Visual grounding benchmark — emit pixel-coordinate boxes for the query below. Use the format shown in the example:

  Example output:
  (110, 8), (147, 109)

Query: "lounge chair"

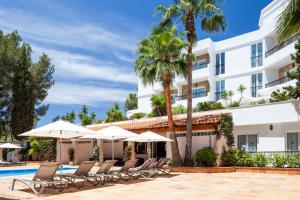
(108, 159), (138, 181)
(0, 159), (12, 167)
(150, 158), (172, 175)
(11, 162), (67, 195)
(129, 159), (156, 178)
(56, 161), (95, 188)
(86, 160), (118, 185)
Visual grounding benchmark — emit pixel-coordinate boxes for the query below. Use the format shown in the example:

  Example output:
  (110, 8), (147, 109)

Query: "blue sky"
(0, 0), (272, 126)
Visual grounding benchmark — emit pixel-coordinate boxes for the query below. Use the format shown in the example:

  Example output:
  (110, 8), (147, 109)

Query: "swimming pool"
(0, 167), (76, 177)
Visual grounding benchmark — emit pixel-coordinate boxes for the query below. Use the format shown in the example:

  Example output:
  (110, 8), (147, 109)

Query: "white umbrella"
(125, 131), (173, 158)
(0, 143), (22, 149)
(19, 120), (95, 165)
(82, 126), (138, 160)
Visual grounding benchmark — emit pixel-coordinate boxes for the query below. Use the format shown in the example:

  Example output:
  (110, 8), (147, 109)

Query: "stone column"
(166, 132), (173, 159)
(147, 142), (151, 159)
(71, 139), (79, 165)
(215, 135), (227, 166)
(97, 139), (104, 165)
(129, 141), (136, 160)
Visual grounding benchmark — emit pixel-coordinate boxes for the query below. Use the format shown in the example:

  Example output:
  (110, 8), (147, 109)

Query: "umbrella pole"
(60, 130), (62, 173)
(112, 137), (114, 160)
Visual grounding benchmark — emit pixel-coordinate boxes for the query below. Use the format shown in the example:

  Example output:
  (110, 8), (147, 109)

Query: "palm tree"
(276, 0), (300, 41)
(156, 0), (226, 166)
(135, 26), (189, 166)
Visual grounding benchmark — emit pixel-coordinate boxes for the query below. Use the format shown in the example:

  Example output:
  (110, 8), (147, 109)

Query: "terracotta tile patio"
(1, 171), (300, 200)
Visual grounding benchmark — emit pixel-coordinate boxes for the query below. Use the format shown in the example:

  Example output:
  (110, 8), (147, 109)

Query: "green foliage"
(221, 147), (238, 166)
(272, 153), (287, 167)
(68, 148), (74, 162)
(252, 153), (268, 167)
(286, 153), (300, 168)
(79, 105), (97, 125)
(124, 93), (137, 112)
(237, 84), (246, 103)
(27, 137), (56, 161)
(235, 150), (253, 167)
(130, 112), (146, 119)
(61, 111), (76, 123)
(228, 101), (240, 108)
(194, 147), (216, 167)
(284, 39), (300, 99)
(105, 102), (127, 123)
(251, 99), (267, 105)
(270, 89), (292, 102)
(172, 105), (187, 114)
(92, 146), (100, 161)
(194, 101), (224, 112)
(214, 114), (234, 148)
(150, 95), (167, 117)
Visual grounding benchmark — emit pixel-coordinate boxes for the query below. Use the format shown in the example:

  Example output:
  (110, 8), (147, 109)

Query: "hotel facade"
(58, 0), (300, 164)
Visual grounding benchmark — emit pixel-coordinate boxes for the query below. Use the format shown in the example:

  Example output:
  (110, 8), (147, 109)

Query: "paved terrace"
(1, 169), (300, 200)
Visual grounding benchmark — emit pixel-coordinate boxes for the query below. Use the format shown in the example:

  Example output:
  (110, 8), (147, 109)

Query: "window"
(287, 133), (299, 151)
(237, 134), (257, 152)
(215, 80), (225, 100)
(216, 52), (225, 75)
(192, 87), (207, 98)
(193, 59), (207, 70)
(135, 142), (146, 154)
(251, 73), (263, 97)
(251, 43), (263, 67)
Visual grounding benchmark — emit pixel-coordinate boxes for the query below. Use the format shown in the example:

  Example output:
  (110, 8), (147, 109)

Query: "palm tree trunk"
(164, 74), (182, 166)
(184, 12), (195, 166)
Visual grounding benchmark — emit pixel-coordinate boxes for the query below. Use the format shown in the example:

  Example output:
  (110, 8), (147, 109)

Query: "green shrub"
(194, 101), (224, 112)
(130, 112), (146, 119)
(221, 147), (237, 166)
(194, 147), (217, 167)
(228, 101), (240, 108)
(172, 105), (187, 114)
(286, 153), (300, 168)
(272, 153), (287, 167)
(27, 138), (56, 161)
(251, 99), (267, 105)
(235, 149), (253, 167)
(93, 146), (100, 161)
(252, 153), (268, 167)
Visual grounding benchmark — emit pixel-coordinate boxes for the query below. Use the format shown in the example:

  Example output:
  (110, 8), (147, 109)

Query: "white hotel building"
(129, 0), (300, 157)
(58, 0), (300, 164)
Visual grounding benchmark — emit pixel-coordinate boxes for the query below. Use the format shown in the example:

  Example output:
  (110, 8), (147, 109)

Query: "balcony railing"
(265, 76), (291, 88)
(175, 91), (208, 101)
(192, 62), (208, 71)
(265, 34), (299, 57)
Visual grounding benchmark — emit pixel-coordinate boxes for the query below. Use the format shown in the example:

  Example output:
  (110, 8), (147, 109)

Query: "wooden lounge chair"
(151, 158), (172, 175)
(108, 159), (138, 181)
(56, 161), (95, 188)
(129, 159), (156, 178)
(11, 162), (67, 195)
(87, 160), (118, 185)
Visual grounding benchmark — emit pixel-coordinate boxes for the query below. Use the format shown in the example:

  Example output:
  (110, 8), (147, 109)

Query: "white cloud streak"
(45, 83), (131, 106)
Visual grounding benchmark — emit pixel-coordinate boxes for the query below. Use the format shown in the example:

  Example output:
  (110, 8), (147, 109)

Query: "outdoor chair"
(108, 159), (138, 181)
(0, 159), (12, 167)
(56, 161), (95, 188)
(129, 159), (156, 178)
(86, 160), (118, 185)
(11, 162), (67, 195)
(150, 158), (172, 175)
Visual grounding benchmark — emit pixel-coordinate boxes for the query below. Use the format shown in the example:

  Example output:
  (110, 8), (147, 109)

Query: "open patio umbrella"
(19, 120), (95, 165)
(0, 143), (22, 161)
(125, 131), (173, 158)
(81, 126), (138, 160)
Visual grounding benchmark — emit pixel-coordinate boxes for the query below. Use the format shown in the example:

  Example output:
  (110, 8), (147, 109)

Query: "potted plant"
(68, 148), (75, 166)
(93, 146), (100, 166)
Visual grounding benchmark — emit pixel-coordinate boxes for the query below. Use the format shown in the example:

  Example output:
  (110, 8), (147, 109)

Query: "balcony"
(265, 76), (291, 88)
(192, 62), (208, 71)
(176, 91), (209, 101)
(265, 34), (299, 58)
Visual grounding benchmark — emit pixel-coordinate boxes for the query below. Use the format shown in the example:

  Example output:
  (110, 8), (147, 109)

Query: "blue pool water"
(0, 167), (76, 177)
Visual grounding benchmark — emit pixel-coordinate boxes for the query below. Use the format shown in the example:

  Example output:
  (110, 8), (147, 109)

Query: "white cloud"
(32, 45), (138, 84)
(114, 52), (135, 63)
(45, 83), (131, 106)
(0, 7), (138, 52)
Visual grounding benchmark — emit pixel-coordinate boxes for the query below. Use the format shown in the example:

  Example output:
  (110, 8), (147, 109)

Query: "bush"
(130, 112), (146, 119)
(286, 153), (300, 168)
(228, 101), (240, 108)
(93, 146), (100, 161)
(27, 138), (56, 161)
(221, 148), (237, 166)
(172, 105), (187, 114)
(235, 149), (253, 167)
(272, 153), (287, 167)
(194, 147), (217, 167)
(252, 153), (268, 167)
(251, 99), (267, 105)
(194, 101), (224, 112)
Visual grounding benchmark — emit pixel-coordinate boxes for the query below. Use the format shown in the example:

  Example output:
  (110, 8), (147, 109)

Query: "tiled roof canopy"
(87, 110), (230, 132)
